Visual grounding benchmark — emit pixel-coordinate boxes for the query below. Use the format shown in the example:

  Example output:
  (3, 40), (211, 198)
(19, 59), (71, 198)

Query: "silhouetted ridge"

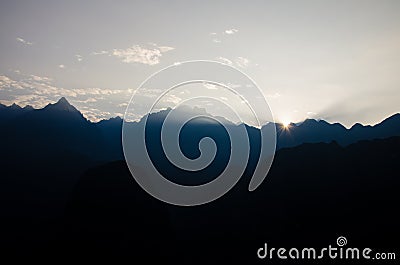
(23, 105), (34, 110)
(9, 103), (22, 110)
(58, 136), (400, 262)
(43, 97), (79, 113)
(0, 97), (399, 162)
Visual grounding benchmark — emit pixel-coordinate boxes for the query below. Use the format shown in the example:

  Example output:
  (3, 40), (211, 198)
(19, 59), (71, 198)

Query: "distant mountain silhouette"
(0, 102), (33, 125)
(0, 97), (122, 163)
(275, 113), (400, 148)
(1, 97), (399, 193)
(1, 98), (399, 164)
(0, 97), (399, 263)
(1, 98), (399, 204)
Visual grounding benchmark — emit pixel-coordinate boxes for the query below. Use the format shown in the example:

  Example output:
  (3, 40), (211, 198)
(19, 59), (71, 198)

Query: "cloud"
(216, 56), (251, 68)
(157, 46), (175, 53)
(72, 88), (124, 96)
(307, 111), (317, 116)
(0, 94), (48, 108)
(164, 94), (181, 104)
(75, 97), (97, 104)
(58, 64), (65, 69)
(118, 102), (128, 107)
(227, 83), (242, 89)
(216, 56), (233, 65)
(80, 107), (111, 122)
(203, 83), (219, 90)
(132, 87), (164, 98)
(224, 29), (239, 35)
(16, 37), (33, 45)
(30, 75), (52, 83)
(0, 74), (134, 122)
(0, 75), (15, 89)
(210, 29), (238, 43)
(111, 44), (174, 65)
(0, 74), (80, 97)
(236, 57), (250, 68)
(1, 72), (201, 122)
(93, 44), (174, 65)
(92, 50), (109, 55)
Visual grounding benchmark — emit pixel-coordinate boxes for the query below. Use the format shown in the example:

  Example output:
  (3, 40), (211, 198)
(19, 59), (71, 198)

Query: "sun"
(281, 119), (291, 129)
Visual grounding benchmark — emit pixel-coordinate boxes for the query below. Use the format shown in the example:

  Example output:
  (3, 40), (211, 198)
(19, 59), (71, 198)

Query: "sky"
(0, 0), (399, 127)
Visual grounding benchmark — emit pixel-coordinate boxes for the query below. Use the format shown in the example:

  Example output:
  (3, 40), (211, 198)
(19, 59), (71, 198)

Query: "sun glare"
(281, 119), (291, 128)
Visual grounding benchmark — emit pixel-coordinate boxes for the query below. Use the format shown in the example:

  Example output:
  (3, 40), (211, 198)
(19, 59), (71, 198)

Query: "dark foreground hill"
(2, 136), (395, 264)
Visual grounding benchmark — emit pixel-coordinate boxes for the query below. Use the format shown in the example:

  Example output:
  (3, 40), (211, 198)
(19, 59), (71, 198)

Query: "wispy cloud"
(134, 87), (164, 98)
(0, 74), (90, 97)
(203, 83), (219, 90)
(92, 50), (109, 55)
(210, 28), (239, 43)
(80, 107), (111, 122)
(75, 97), (97, 104)
(164, 94), (181, 104)
(0, 94), (48, 108)
(307, 111), (317, 117)
(30, 75), (52, 83)
(118, 102), (128, 107)
(16, 37), (33, 45)
(236, 57), (250, 68)
(216, 56), (251, 68)
(216, 56), (233, 65)
(0, 75), (20, 89)
(224, 29), (239, 35)
(112, 44), (174, 65)
(93, 44), (174, 65)
(157, 46), (174, 53)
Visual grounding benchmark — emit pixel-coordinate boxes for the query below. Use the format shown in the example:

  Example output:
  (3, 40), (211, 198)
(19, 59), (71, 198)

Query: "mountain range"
(1, 96), (399, 190)
(1, 96), (399, 185)
(1, 97), (400, 157)
(0, 97), (399, 263)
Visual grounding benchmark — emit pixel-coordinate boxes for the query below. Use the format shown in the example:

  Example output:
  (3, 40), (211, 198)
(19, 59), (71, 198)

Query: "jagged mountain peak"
(299, 118), (330, 127)
(23, 105), (34, 111)
(44, 97), (79, 112)
(10, 103), (22, 110)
